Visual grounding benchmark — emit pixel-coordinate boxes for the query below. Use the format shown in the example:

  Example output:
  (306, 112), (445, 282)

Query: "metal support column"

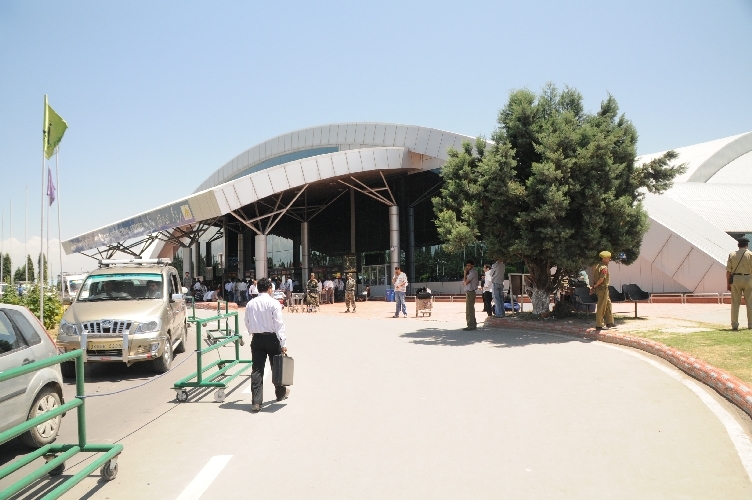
(301, 222), (309, 280)
(407, 206), (415, 291)
(237, 231), (244, 279)
(350, 188), (356, 254)
(389, 205), (400, 274)
(255, 234), (267, 279)
(205, 241), (212, 276)
(182, 246), (191, 279)
(193, 240), (200, 278)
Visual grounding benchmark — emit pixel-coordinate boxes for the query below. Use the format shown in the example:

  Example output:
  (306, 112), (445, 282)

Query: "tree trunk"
(530, 287), (549, 315)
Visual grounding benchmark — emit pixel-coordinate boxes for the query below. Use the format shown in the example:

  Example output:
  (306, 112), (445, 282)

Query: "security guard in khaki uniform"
(591, 251), (615, 330)
(726, 237), (752, 330)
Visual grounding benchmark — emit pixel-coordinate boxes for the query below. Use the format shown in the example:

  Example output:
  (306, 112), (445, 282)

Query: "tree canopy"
(434, 84), (686, 313)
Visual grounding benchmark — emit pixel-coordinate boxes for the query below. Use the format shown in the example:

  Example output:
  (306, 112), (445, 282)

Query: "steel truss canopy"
(62, 123), (479, 256)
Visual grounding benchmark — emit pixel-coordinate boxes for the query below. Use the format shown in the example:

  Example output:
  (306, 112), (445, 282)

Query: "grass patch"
(628, 328), (752, 386)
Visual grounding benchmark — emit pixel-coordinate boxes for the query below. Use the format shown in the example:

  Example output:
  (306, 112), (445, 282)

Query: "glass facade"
(228, 147), (339, 182)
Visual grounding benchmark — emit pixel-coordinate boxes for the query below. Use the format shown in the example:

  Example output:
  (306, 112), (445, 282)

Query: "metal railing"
(173, 308), (252, 403)
(0, 350), (122, 500)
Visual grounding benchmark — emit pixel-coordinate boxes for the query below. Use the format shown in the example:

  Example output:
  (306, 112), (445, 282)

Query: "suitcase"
(272, 354), (294, 386)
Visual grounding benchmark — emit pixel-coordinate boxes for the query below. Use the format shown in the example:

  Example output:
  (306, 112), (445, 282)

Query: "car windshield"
(68, 279), (84, 293)
(77, 273), (163, 301)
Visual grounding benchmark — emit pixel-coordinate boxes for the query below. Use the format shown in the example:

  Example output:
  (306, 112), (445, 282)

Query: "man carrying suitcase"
(245, 277), (289, 412)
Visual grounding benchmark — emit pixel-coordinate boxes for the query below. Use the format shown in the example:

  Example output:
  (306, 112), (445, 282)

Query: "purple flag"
(47, 167), (56, 206)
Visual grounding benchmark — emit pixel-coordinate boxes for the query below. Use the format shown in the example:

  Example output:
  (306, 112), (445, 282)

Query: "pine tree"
(434, 84), (686, 314)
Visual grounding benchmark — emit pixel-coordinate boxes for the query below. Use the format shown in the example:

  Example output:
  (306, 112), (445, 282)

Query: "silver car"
(56, 259), (189, 375)
(0, 304), (65, 448)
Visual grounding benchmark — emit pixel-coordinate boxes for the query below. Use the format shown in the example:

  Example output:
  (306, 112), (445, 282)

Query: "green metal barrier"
(173, 309), (252, 403)
(0, 350), (122, 500)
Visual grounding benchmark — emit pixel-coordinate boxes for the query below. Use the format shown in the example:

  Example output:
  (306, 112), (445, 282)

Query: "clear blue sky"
(1, 0), (751, 253)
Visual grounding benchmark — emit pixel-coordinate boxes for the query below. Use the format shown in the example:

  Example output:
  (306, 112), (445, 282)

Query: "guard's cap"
(599, 251), (612, 258)
(739, 237), (750, 246)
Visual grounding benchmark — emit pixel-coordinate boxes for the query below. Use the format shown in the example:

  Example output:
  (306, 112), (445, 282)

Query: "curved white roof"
(637, 131), (752, 183)
(663, 184), (752, 233)
(64, 123), (475, 254)
(195, 122), (476, 192)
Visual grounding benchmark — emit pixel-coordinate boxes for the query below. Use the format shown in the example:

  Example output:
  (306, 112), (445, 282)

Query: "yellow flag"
(44, 96), (68, 159)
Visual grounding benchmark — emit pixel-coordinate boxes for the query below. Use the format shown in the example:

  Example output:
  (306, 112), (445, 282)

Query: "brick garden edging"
(484, 316), (752, 420)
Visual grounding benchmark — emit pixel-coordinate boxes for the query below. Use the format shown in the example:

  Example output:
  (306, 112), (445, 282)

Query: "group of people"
(583, 237), (752, 332)
(304, 272), (357, 312)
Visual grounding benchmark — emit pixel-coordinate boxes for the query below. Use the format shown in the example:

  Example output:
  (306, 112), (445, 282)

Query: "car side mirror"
(171, 293), (184, 302)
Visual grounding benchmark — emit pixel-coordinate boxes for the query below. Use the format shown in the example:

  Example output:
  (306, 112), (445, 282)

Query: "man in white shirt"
(323, 277), (334, 304)
(249, 280), (258, 300)
(244, 277), (289, 412)
(392, 266), (408, 318)
(282, 277), (292, 305)
(237, 279), (248, 303)
(224, 280), (234, 302)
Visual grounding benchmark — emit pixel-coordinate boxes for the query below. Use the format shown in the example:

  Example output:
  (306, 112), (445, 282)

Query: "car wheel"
(21, 387), (62, 448)
(151, 335), (173, 373)
(60, 361), (76, 379)
(174, 322), (187, 354)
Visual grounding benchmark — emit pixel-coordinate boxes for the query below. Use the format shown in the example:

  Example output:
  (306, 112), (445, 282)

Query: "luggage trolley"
(415, 288), (434, 317)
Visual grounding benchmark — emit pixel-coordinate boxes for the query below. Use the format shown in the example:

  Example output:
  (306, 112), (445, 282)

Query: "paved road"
(2, 308), (752, 499)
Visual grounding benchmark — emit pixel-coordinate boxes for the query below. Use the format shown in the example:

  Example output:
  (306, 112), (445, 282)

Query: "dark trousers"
(482, 291), (493, 316)
(250, 334), (286, 405)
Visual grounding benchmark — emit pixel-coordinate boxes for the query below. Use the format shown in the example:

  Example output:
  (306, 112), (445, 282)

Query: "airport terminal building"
(62, 123), (752, 296)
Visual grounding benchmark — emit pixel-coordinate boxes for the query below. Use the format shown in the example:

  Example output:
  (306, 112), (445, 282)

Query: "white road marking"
(242, 385), (252, 393)
(175, 455), (232, 500)
(599, 343), (752, 482)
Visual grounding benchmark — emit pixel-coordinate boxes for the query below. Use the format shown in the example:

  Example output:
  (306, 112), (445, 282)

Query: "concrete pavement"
(2, 303), (752, 498)
(63, 310), (752, 497)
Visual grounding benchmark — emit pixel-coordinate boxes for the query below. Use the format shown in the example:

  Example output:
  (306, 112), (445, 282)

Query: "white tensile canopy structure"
(610, 131), (752, 294)
(62, 123), (752, 295)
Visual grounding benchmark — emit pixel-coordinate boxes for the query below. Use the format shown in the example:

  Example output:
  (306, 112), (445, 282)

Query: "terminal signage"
(63, 201), (197, 254)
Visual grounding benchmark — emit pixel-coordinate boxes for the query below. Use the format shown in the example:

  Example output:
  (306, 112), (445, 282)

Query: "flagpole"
(1, 210), (4, 284)
(25, 185), (28, 282)
(56, 147), (63, 293)
(40, 94), (48, 323)
(46, 196), (50, 287)
(9, 200), (12, 285)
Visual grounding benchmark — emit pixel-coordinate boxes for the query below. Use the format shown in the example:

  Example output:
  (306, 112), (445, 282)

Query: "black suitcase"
(272, 354), (294, 386)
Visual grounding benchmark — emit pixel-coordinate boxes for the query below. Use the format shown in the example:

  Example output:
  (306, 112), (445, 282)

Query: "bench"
(622, 284), (650, 318)
(573, 287), (597, 315)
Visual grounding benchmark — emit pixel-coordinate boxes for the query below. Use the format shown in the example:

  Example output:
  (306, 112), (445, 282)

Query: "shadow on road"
(401, 325), (591, 349)
(60, 352), (195, 386)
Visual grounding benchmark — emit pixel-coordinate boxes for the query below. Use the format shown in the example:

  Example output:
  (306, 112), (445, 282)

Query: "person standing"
(481, 264), (493, 317)
(283, 277), (293, 305)
(306, 273), (320, 310)
(237, 279), (248, 304)
(244, 277), (289, 413)
(182, 271), (192, 290)
(225, 280), (234, 303)
(727, 237), (752, 331)
(323, 276), (334, 304)
(345, 273), (357, 313)
(490, 259), (506, 318)
(392, 266), (408, 318)
(591, 251), (615, 330)
(249, 279), (259, 300)
(335, 275), (345, 302)
(463, 260), (479, 330)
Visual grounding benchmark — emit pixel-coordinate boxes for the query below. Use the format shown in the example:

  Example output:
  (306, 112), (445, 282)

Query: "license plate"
(88, 341), (123, 350)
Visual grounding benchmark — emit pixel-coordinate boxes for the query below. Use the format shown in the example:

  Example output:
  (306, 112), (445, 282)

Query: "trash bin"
(385, 289), (395, 302)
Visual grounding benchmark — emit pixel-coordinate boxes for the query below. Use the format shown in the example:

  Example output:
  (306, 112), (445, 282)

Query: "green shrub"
(0, 284), (62, 330)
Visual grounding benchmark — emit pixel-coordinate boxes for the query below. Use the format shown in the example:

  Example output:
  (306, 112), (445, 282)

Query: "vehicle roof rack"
(98, 258), (172, 268)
